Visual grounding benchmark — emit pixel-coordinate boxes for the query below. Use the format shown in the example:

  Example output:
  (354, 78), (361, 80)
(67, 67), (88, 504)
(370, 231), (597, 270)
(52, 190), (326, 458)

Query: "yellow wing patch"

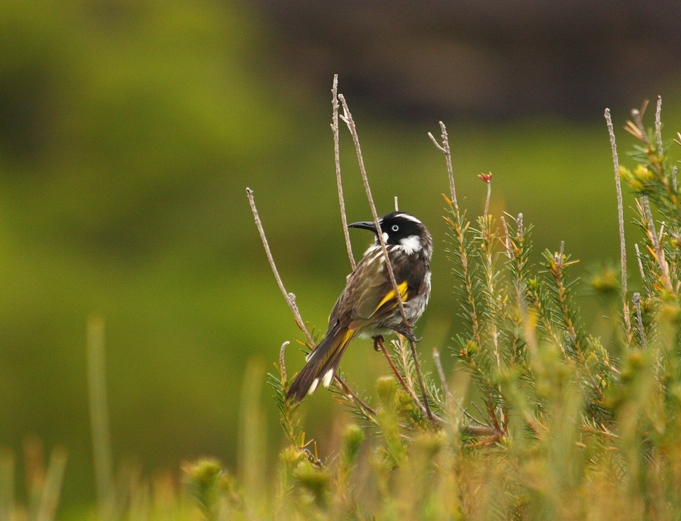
(374, 281), (409, 313)
(342, 328), (355, 344)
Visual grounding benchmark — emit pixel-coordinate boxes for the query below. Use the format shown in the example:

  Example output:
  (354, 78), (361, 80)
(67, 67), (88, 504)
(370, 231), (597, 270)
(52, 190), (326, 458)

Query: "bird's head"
(348, 211), (432, 258)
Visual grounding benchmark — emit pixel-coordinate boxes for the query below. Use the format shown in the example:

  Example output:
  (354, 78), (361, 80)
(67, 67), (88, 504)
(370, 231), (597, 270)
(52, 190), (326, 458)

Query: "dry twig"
(634, 244), (649, 297)
(374, 337), (429, 416)
(331, 75), (356, 270)
(428, 122), (458, 210)
(333, 375), (377, 418)
(604, 108), (632, 341)
(432, 348), (453, 406)
(338, 94), (434, 422)
(246, 188), (314, 346)
(641, 196), (672, 291)
(249, 189), (375, 411)
(655, 96), (663, 153)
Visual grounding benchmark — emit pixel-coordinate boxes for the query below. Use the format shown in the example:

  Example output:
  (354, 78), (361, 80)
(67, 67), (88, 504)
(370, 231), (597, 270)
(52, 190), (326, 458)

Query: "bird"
(286, 211), (432, 403)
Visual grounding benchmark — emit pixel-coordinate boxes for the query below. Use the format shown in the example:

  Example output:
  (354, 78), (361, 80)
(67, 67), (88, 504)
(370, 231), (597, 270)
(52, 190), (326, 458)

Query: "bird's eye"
(391, 224), (399, 232)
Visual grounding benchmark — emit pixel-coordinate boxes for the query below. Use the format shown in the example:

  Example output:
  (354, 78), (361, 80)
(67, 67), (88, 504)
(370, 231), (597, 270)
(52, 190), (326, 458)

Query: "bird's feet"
(372, 335), (385, 352)
(390, 326), (422, 344)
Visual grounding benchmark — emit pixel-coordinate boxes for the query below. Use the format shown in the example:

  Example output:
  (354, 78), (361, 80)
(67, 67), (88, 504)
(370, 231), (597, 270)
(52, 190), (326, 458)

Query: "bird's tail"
(286, 327), (355, 403)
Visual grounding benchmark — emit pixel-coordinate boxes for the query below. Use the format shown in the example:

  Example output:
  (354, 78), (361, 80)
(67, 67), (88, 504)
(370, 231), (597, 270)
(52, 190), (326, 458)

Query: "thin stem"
(483, 178), (492, 224)
(428, 121), (457, 210)
(463, 425), (500, 437)
(672, 166), (678, 193)
(246, 188), (314, 346)
(634, 244), (650, 297)
(444, 212), (482, 347)
(471, 401), (490, 425)
(279, 341), (289, 384)
(333, 375), (377, 418)
(0, 451), (13, 521)
(500, 215), (512, 259)
(631, 107), (650, 147)
(655, 96), (663, 154)
(633, 292), (646, 349)
(331, 75), (356, 271)
(553, 242), (578, 348)
(432, 348), (453, 405)
(375, 337), (428, 417)
(549, 247), (605, 404)
(519, 283), (539, 356)
(407, 338), (434, 421)
(339, 96), (435, 422)
(641, 196), (672, 291)
(528, 286), (567, 357)
(433, 350), (484, 426)
(605, 108), (632, 342)
(86, 316), (114, 521)
(338, 95), (412, 340)
(36, 448), (68, 521)
(435, 124), (481, 347)
(479, 176), (501, 371)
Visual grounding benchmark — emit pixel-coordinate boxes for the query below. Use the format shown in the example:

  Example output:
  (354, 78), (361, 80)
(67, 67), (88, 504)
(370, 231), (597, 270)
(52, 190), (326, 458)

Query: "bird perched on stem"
(287, 211), (432, 403)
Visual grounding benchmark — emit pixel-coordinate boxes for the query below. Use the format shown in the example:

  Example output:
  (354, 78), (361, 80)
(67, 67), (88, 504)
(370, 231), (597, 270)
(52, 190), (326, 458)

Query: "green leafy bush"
(187, 98), (681, 520)
(4, 97), (681, 521)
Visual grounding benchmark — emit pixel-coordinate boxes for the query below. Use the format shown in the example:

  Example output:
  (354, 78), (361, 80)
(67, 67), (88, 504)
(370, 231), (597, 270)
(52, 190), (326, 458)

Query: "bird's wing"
(348, 251), (413, 322)
(328, 248), (427, 330)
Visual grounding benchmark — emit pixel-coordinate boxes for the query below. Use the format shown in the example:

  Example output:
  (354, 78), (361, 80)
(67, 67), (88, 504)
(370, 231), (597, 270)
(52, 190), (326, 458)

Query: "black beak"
(348, 220), (377, 233)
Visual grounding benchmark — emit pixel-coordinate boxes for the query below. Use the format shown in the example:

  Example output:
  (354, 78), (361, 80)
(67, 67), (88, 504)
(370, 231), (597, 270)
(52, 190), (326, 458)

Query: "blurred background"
(2, 0), (681, 514)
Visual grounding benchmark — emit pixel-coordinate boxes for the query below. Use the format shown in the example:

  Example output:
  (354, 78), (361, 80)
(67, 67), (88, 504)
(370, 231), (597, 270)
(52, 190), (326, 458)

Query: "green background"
(1, 0), (680, 512)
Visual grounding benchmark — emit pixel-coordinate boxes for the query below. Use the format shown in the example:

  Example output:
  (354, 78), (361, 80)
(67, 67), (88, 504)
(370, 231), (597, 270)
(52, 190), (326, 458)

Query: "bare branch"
(462, 425), (500, 437)
(407, 338), (434, 420)
(332, 374), (377, 418)
(655, 95), (663, 153)
(427, 132), (445, 153)
(428, 122), (458, 210)
(630, 107), (649, 146)
(604, 108), (632, 341)
(433, 348), (486, 424)
(472, 402), (490, 425)
(337, 95), (413, 340)
(433, 348), (453, 405)
(480, 173), (492, 224)
(337, 94), (433, 421)
(331, 75), (356, 271)
(246, 188), (314, 346)
(634, 244), (649, 297)
(279, 341), (289, 383)
(641, 196), (672, 291)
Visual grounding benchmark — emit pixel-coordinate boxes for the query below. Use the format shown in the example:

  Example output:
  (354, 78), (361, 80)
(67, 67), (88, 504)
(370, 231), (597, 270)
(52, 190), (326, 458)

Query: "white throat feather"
(400, 235), (422, 255)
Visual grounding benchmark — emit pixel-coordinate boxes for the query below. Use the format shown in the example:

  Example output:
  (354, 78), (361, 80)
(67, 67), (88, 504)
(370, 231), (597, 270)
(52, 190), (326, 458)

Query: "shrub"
(213, 93), (681, 520)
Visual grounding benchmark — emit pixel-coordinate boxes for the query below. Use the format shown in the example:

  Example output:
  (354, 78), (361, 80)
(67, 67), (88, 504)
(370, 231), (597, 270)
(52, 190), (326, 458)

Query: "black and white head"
(348, 211), (432, 259)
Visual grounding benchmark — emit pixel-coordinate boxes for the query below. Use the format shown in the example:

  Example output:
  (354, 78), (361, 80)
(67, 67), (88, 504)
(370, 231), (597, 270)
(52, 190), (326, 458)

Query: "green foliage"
(179, 106), (681, 519)
(3, 0), (674, 505)
(5, 99), (681, 520)
(5, 13), (681, 509)
(183, 458), (241, 521)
